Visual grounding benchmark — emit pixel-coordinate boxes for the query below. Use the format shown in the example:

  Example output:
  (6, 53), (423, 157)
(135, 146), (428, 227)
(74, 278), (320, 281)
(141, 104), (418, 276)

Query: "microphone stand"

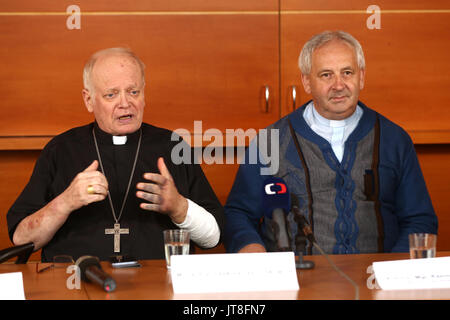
(295, 228), (315, 269)
(290, 194), (359, 299)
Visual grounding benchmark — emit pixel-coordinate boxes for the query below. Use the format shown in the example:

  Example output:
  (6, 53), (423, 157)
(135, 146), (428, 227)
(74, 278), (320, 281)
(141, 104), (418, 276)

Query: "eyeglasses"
(36, 255), (74, 273)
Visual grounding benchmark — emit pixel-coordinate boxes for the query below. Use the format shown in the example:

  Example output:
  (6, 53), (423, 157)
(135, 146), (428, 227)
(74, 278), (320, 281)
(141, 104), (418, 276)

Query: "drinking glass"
(408, 233), (437, 259)
(163, 229), (190, 269)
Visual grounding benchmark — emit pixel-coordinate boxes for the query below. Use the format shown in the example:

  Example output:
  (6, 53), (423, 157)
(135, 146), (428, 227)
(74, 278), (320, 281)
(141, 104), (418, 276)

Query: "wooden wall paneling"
(0, 151), (42, 261)
(282, 0), (449, 11)
(1, 0), (278, 12)
(0, 2), (280, 148)
(198, 152), (239, 254)
(416, 145), (450, 251)
(200, 151), (239, 206)
(280, 1), (450, 143)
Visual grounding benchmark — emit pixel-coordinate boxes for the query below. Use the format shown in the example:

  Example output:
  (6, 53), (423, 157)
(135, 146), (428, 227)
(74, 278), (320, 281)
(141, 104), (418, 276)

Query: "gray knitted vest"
(272, 118), (383, 255)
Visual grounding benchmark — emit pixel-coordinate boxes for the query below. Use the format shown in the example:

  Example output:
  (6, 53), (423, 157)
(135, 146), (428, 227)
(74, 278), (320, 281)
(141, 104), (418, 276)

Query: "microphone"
(291, 195), (315, 244)
(75, 255), (116, 292)
(290, 193), (360, 300)
(290, 194), (315, 269)
(262, 177), (291, 251)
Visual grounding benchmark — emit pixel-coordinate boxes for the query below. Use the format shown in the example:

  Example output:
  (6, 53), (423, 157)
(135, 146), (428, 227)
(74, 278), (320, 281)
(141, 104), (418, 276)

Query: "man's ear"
(82, 88), (94, 113)
(301, 74), (312, 94)
(359, 68), (365, 90)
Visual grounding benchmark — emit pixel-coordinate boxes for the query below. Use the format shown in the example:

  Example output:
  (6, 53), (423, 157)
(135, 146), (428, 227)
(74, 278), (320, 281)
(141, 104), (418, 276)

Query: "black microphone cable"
(291, 194), (359, 300)
(311, 241), (360, 300)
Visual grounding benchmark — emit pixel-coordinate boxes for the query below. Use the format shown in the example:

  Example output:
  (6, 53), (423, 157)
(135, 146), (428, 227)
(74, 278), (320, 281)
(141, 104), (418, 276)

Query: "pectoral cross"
(105, 223), (129, 253)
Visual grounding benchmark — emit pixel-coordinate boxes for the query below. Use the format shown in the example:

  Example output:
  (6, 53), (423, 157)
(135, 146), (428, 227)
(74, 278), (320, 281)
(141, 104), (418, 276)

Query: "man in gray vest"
(224, 30), (438, 255)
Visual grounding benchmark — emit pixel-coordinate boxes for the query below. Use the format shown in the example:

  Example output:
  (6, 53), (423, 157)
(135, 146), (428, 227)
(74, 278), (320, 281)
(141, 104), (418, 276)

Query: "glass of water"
(163, 229), (190, 269)
(408, 233), (437, 259)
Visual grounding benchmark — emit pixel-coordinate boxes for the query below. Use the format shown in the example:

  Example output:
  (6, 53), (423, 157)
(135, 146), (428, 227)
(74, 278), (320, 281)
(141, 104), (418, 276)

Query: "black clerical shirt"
(7, 122), (225, 262)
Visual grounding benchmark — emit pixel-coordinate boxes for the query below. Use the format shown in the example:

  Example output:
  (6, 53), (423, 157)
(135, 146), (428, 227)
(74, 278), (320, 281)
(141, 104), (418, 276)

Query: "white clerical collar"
(303, 101), (363, 162)
(311, 102), (361, 128)
(112, 135), (127, 145)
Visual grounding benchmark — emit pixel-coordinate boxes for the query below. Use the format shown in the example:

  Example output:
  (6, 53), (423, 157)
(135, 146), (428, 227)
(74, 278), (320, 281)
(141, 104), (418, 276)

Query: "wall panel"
(0, 2), (279, 146)
(281, 1), (450, 143)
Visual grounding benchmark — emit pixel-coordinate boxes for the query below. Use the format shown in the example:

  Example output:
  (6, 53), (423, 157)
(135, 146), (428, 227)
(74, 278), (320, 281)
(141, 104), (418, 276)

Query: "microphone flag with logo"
(262, 176), (291, 251)
(262, 176), (290, 217)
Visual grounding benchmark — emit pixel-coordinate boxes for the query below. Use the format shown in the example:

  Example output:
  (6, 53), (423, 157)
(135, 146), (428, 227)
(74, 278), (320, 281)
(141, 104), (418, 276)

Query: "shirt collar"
(112, 135), (127, 145)
(310, 101), (362, 129)
(93, 122), (141, 146)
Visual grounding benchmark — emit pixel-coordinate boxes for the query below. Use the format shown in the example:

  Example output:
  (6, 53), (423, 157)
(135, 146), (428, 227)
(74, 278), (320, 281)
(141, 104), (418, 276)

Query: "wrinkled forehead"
(91, 54), (144, 89)
(312, 40), (358, 68)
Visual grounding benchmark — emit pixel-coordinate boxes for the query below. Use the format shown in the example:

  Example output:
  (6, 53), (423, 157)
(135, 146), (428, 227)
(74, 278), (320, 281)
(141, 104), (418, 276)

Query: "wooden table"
(1, 252), (450, 300)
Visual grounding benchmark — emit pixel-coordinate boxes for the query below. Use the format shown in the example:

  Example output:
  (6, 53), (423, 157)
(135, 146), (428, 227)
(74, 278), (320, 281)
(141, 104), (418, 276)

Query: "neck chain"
(92, 127), (142, 224)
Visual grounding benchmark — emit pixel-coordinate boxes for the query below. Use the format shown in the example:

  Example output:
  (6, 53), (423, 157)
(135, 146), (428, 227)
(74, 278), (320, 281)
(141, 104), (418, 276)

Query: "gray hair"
(83, 47), (146, 92)
(298, 31), (365, 75)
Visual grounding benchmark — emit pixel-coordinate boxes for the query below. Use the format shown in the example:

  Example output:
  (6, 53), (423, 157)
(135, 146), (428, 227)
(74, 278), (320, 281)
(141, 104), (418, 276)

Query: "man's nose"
(332, 75), (345, 90)
(118, 91), (130, 107)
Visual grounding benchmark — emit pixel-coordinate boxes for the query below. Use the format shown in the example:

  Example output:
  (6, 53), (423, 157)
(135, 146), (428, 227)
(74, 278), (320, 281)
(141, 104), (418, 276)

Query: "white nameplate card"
(171, 252), (299, 294)
(373, 257), (450, 290)
(0, 272), (26, 300)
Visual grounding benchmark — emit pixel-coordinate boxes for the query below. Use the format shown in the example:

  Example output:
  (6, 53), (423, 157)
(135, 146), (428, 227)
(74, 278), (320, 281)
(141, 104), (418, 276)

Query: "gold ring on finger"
(87, 185), (95, 194)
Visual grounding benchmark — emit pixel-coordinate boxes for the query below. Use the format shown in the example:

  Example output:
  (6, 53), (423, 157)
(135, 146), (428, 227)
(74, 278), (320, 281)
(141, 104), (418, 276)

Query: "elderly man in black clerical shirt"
(7, 48), (225, 262)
